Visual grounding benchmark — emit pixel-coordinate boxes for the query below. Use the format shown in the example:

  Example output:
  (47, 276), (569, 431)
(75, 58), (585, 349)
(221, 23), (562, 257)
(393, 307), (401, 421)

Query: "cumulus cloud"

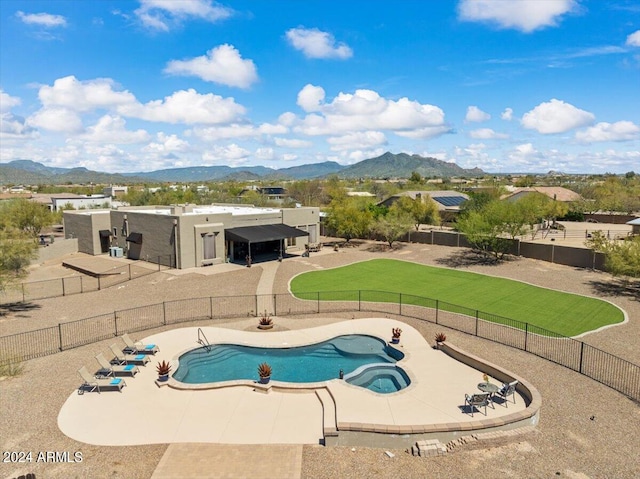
(327, 131), (387, 151)
(201, 143), (250, 164)
(469, 128), (509, 139)
(16, 11), (67, 27)
(164, 44), (258, 89)
(626, 30), (640, 47)
(501, 107), (513, 121)
(465, 106), (491, 122)
(274, 137), (313, 148)
(119, 89), (245, 124)
(142, 132), (190, 154)
(575, 121), (640, 143)
(0, 90), (21, 113)
(27, 107), (83, 133)
(0, 113), (38, 139)
(38, 76), (136, 112)
(82, 115), (150, 144)
(188, 122), (287, 142)
(134, 0), (232, 31)
(255, 147), (275, 161)
(286, 27), (353, 59)
(297, 84), (326, 112)
(521, 99), (595, 134)
(457, 0), (576, 33)
(292, 87), (448, 138)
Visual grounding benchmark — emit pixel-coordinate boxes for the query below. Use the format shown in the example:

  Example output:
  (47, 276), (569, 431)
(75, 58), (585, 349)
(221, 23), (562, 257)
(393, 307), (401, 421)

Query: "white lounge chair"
(78, 366), (126, 394)
(95, 353), (139, 377)
(464, 392), (490, 417)
(121, 333), (159, 354)
(109, 344), (151, 366)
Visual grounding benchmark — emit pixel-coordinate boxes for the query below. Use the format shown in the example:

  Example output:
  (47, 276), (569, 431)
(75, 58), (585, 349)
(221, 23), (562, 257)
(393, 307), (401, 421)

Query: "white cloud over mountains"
(521, 99), (594, 134)
(469, 128), (508, 139)
(458, 0), (577, 33)
(286, 27), (353, 59)
(164, 45), (258, 89)
(575, 121), (640, 143)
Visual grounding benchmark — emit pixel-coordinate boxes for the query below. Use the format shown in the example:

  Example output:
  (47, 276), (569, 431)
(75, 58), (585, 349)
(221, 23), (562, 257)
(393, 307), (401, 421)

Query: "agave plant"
(259, 310), (273, 326)
(257, 362), (272, 378)
(156, 360), (172, 376)
(435, 332), (447, 343)
(392, 327), (402, 339)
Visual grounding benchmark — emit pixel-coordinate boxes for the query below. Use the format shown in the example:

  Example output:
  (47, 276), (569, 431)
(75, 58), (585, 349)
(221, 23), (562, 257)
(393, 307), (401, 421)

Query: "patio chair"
(78, 366), (126, 394)
(464, 392), (490, 417)
(109, 344), (151, 366)
(121, 333), (159, 355)
(95, 353), (139, 377)
(494, 380), (518, 407)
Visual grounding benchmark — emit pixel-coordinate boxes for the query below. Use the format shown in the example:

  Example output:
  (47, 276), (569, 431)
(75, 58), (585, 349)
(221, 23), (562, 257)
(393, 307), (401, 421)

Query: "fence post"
(524, 322), (528, 351)
(58, 323), (63, 351)
(255, 295), (258, 317)
(435, 300), (439, 324)
(475, 310), (479, 336)
(579, 341), (585, 374)
(273, 294), (277, 316)
(98, 276), (101, 291)
(209, 296), (213, 319)
(162, 302), (167, 325)
(22, 283), (25, 303)
(62, 278), (65, 297)
(128, 264), (132, 280)
(80, 276), (83, 294)
(317, 291), (320, 314)
(358, 290), (361, 311)
(399, 293), (402, 316)
(114, 312), (118, 336)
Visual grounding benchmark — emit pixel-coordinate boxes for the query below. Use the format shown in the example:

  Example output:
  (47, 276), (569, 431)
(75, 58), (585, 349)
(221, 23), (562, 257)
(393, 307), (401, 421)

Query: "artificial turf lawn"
(289, 259), (624, 337)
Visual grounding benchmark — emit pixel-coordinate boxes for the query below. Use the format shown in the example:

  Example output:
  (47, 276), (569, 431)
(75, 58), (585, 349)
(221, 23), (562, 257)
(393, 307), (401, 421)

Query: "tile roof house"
(502, 187), (582, 203)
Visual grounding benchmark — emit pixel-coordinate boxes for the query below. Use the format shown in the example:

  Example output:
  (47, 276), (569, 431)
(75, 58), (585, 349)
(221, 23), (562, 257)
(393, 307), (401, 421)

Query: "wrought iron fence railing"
(0, 290), (637, 403)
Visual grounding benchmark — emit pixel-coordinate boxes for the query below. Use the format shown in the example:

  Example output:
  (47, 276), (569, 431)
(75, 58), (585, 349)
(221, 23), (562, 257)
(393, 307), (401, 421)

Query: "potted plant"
(258, 310), (273, 330)
(156, 360), (172, 382)
(258, 362), (272, 384)
(434, 332), (447, 348)
(391, 327), (402, 344)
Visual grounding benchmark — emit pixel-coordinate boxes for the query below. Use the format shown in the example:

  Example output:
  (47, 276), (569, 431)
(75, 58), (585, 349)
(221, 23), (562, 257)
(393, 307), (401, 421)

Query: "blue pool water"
(344, 364), (411, 394)
(173, 334), (406, 388)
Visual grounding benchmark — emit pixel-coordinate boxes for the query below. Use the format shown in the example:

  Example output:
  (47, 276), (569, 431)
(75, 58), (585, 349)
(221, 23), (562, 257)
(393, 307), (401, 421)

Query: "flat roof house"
(64, 204), (319, 269)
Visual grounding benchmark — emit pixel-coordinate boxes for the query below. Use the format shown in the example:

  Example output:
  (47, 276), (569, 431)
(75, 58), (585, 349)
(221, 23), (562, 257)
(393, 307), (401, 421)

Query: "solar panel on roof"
(432, 196), (467, 207)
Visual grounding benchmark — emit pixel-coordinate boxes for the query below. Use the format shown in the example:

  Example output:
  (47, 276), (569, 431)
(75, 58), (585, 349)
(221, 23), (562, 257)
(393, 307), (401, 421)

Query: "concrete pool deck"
(58, 318), (535, 448)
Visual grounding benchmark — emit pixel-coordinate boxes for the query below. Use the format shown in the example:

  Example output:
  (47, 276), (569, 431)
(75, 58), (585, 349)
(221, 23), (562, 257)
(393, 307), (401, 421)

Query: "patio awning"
(225, 224), (309, 243)
(98, 229), (111, 237)
(126, 232), (143, 244)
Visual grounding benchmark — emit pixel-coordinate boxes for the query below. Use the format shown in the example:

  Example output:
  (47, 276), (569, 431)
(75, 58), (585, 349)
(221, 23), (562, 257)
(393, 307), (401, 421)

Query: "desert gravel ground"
(1, 241), (639, 479)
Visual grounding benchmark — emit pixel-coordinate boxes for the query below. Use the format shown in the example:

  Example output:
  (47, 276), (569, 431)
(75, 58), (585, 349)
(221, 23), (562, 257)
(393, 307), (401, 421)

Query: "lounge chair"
(464, 392), (490, 417)
(121, 333), (159, 354)
(109, 344), (151, 366)
(95, 353), (139, 377)
(78, 366), (126, 394)
(494, 380), (518, 407)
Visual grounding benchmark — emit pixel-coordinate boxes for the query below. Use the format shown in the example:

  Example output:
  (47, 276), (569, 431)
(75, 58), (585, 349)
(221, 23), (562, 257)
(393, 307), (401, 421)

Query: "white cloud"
(134, 0), (232, 31)
(292, 87), (448, 138)
(164, 44), (258, 89)
(327, 131), (387, 151)
(501, 107), (513, 121)
(394, 126), (452, 139)
(82, 115), (150, 144)
(626, 30), (640, 47)
(297, 84), (325, 112)
(458, 0), (576, 33)
(201, 143), (250, 163)
(255, 147), (275, 161)
(119, 89), (245, 124)
(16, 11), (67, 27)
(27, 107), (83, 133)
(38, 76), (136, 112)
(0, 90), (21, 113)
(286, 27), (353, 59)
(0, 113), (38, 139)
(521, 99), (595, 134)
(575, 121), (640, 143)
(282, 153), (298, 162)
(274, 137), (313, 148)
(469, 128), (509, 139)
(143, 132), (190, 153)
(465, 106), (491, 122)
(188, 122), (287, 142)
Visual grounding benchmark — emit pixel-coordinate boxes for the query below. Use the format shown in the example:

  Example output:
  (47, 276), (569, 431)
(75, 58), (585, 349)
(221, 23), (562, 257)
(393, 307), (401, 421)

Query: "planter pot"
(391, 337), (400, 344)
(259, 376), (271, 384)
(158, 375), (169, 382)
(258, 324), (274, 330)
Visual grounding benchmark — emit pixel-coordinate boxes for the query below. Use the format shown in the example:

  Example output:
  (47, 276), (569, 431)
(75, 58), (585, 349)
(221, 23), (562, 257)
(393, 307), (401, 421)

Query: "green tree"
(325, 199), (373, 243)
(3, 199), (54, 237)
(586, 231), (640, 281)
(373, 207), (414, 248)
(0, 204), (39, 293)
(394, 195), (440, 230)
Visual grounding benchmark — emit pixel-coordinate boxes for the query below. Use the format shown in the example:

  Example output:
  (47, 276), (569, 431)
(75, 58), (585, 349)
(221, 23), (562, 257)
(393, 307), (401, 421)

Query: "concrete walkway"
(255, 260), (281, 315)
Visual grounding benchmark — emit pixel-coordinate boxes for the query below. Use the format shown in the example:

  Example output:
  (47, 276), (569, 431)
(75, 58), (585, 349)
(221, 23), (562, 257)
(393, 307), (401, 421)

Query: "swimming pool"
(173, 334), (406, 388)
(344, 364), (411, 394)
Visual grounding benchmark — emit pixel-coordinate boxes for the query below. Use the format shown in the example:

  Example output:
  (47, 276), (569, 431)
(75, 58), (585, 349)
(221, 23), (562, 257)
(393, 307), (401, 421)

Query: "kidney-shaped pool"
(173, 334), (409, 393)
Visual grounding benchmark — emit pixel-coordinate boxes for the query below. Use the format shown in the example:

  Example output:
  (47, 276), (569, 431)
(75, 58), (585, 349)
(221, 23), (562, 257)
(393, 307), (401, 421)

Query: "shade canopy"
(126, 232), (143, 244)
(98, 230), (111, 237)
(225, 224), (309, 243)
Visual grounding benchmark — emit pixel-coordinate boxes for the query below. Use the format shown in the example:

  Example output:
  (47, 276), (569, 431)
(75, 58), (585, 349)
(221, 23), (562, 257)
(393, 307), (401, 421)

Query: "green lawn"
(289, 259), (624, 337)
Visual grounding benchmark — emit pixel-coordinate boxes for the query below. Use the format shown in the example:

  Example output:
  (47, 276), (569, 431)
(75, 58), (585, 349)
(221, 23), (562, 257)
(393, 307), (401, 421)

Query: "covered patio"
(225, 224), (309, 264)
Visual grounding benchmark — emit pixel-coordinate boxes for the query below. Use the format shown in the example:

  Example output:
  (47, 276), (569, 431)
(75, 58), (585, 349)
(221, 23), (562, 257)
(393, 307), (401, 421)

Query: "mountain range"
(0, 153), (485, 185)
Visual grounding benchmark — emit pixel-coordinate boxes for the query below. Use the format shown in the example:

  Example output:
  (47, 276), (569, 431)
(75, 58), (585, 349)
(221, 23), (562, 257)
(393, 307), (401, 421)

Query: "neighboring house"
(51, 195), (114, 211)
(628, 217), (640, 236)
(238, 186), (288, 203)
(63, 204), (319, 269)
(346, 192), (376, 198)
(502, 186), (582, 203)
(378, 190), (470, 222)
(103, 185), (128, 197)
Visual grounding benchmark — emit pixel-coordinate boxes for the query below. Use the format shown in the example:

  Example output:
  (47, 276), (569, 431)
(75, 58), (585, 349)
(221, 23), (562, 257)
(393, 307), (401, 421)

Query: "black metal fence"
(1, 290), (638, 403)
(0, 256), (174, 305)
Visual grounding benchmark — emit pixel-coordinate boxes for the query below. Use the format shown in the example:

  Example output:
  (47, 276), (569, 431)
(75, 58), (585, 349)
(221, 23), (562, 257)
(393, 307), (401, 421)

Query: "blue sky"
(1, 0), (639, 174)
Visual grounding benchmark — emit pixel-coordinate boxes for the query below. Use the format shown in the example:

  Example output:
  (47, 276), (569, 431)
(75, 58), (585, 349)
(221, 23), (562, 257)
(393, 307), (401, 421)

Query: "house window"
(287, 236), (297, 247)
(203, 233), (216, 260)
(113, 227), (117, 238)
